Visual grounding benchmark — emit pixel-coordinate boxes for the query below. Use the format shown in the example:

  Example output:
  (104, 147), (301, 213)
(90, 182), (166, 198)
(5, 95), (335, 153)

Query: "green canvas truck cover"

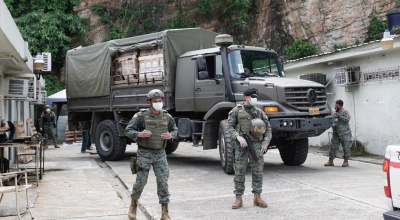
(66, 28), (218, 98)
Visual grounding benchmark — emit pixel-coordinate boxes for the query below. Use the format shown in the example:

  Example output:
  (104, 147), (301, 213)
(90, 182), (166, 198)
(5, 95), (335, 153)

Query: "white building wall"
(285, 48), (400, 156)
(0, 65), (4, 122)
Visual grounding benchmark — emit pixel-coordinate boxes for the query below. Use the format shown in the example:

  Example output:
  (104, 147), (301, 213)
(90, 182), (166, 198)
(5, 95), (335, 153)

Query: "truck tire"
(219, 120), (234, 174)
(95, 120), (127, 161)
(165, 141), (179, 154)
(278, 138), (309, 165)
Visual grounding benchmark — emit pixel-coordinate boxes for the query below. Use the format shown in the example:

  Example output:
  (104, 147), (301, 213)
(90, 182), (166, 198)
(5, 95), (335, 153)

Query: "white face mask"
(46, 109), (50, 113)
(250, 98), (257, 106)
(152, 102), (163, 111)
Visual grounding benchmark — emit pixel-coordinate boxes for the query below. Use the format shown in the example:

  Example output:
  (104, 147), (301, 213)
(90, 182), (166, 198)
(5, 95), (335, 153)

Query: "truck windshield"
(228, 50), (283, 78)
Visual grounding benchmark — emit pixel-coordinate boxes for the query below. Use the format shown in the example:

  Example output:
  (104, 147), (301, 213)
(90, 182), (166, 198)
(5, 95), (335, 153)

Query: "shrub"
(283, 39), (317, 60)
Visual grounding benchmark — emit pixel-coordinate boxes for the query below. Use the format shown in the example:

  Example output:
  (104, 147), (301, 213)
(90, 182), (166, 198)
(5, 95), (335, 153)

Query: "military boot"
(161, 204), (171, 220)
(54, 142), (60, 148)
(342, 159), (349, 167)
(128, 200), (138, 220)
(253, 193), (268, 208)
(231, 195), (243, 209)
(324, 158), (334, 167)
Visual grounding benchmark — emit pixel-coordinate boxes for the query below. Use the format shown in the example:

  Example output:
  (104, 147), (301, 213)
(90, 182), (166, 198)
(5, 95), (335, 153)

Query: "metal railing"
(112, 70), (165, 86)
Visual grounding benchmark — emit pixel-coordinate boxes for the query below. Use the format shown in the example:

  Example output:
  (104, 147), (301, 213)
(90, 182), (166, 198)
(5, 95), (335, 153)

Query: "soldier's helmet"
(147, 89), (164, 100)
(250, 118), (266, 137)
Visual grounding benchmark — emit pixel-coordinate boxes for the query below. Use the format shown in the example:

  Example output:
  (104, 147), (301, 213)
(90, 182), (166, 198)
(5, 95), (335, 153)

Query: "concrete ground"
(1, 142), (387, 220)
(107, 142), (388, 220)
(1, 143), (147, 220)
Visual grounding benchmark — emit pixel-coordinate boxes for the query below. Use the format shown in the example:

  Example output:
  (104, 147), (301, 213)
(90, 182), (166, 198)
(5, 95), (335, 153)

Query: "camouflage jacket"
(332, 108), (351, 136)
(226, 104), (272, 143)
(125, 109), (178, 142)
(39, 112), (56, 127)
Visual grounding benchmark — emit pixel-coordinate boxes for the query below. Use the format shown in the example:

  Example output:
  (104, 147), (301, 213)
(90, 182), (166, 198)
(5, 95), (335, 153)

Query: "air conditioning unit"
(42, 52), (52, 72)
(333, 66), (360, 85)
(3, 78), (29, 97)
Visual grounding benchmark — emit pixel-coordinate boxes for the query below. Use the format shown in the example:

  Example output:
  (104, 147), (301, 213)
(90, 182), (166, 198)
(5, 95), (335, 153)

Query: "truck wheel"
(95, 120), (127, 161)
(278, 138), (309, 165)
(165, 141), (179, 154)
(219, 120), (234, 174)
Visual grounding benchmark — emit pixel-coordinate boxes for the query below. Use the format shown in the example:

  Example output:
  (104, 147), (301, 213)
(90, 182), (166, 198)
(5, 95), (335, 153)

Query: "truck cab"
(383, 145), (400, 219)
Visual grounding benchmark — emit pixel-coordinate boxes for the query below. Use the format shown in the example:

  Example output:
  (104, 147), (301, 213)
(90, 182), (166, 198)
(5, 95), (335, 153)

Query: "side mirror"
(278, 57), (284, 71)
(191, 55), (207, 71)
(198, 71), (209, 80)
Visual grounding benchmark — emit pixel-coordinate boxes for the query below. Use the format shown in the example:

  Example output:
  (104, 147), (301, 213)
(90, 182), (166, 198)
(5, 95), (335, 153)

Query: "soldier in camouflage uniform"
(226, 88), (272, 209)
(125, 89), (178, 220)
(39, 105), (59, 149)
(324, 99), (352, 167)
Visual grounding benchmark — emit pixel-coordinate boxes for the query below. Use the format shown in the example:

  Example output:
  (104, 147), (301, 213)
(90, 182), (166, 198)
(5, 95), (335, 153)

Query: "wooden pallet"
(64, 125), (82, 142)
(13, 121), (32, 164)
(26, 119), (37, 136)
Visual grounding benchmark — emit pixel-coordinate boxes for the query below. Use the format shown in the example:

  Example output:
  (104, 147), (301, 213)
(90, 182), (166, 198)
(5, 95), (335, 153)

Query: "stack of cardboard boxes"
(138, 46), (163, 82)
(112, 45), (164, 86)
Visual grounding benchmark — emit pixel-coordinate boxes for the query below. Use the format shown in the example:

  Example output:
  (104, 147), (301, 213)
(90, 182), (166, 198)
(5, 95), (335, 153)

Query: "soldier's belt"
(138, 145), (166, 154)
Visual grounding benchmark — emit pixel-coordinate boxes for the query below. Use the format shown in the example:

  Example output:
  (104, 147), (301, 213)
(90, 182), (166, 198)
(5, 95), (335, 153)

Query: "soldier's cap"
(243, 88), (258, 96)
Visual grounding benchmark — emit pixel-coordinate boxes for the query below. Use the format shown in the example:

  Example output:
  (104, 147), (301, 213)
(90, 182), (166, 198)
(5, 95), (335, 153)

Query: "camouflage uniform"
(125, 109), (178, 204)
(329, 108), (352, 159)
(39, 111), (57, 145)
(226, 104), (272, 195)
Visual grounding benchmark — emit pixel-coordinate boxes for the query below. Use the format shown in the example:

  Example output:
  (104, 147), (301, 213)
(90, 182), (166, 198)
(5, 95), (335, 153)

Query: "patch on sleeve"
(132, 113), (138, 119)
(167, 113), (172, 118)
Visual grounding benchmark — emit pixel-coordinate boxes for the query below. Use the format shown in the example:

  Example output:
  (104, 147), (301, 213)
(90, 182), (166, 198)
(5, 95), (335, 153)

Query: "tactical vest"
(42, 113), (54, 125)
(137, 109), (169, 150)
(234, 105), (263, 142)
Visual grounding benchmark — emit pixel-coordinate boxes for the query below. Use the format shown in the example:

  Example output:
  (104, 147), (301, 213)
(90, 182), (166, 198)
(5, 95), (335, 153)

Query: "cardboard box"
(141, 45), (163, 56)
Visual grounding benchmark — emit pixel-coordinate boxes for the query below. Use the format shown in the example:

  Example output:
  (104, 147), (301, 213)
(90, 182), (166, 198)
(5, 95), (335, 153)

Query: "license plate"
(309, 108), (320, 115)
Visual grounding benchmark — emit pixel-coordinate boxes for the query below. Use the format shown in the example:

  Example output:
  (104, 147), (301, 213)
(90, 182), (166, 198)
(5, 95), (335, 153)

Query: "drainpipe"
(345, 86), (357, 152)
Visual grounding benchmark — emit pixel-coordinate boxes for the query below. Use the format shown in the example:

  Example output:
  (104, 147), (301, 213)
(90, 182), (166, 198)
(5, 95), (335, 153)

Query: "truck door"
(389, 145), (400, 208)
(194, 55), (225, 112)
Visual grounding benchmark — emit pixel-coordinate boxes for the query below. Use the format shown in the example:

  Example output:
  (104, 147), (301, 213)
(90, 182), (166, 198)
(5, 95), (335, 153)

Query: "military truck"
(66, 28), (332, 174)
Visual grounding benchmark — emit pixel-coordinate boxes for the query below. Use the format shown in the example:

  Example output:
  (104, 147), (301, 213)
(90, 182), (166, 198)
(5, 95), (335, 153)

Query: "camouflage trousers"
(131, 148), (170, 204)
(43, 124), (56, 144)
(329, 132), (352, 159)
(233, 141), (264, 195)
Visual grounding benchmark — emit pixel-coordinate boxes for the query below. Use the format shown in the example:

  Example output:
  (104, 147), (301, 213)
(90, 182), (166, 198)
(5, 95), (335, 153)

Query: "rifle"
(239, 126), (258, 161)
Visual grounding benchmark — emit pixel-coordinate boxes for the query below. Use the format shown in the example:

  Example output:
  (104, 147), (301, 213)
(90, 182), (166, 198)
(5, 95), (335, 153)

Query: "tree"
(5, 0), (89, 95)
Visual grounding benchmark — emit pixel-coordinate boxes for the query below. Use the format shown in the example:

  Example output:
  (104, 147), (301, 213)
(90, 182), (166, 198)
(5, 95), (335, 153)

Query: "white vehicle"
(383, 145), (400, 220)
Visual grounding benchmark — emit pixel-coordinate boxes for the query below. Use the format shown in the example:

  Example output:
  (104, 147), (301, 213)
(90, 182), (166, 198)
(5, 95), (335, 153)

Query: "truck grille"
(284, 87), (327, 111)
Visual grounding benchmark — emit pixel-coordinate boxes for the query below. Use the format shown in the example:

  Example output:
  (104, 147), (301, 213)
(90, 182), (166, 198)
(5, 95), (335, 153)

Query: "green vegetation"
(283, 39), (317, 60)
(93, 1), (195, 41)
(332, 44), (347, 52)
(197, 0), (254, 43)
(391, 26), (400, 31)
(43, 75), (65, 97)
(5, 0), (89, 95)
(365, 14), (388, 42)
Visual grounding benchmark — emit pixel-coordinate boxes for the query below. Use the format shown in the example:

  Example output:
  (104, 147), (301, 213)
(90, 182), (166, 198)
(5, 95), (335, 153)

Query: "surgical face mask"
(152, 102), (163, 111)
(46, 109), (50, 113)
(250, 98), (257, 106)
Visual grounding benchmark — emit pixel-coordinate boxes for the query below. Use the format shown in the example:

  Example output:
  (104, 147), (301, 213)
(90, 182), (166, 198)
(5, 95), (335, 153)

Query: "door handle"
(240, 82), (249, 85)
(195, 88), (201, 92)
